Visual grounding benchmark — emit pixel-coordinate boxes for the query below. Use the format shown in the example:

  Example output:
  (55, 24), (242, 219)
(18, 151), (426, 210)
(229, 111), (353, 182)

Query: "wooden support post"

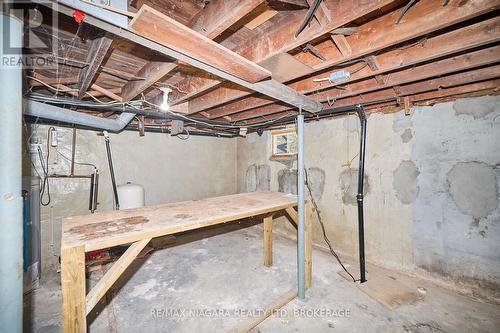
(305, 201), (312, 289)
(263, 215), (273, 267)
(86, 238), (151, 315)
(61, 245), (86, 333)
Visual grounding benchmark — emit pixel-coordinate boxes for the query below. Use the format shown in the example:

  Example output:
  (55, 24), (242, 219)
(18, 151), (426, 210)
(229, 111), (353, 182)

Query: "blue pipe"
(23, 193), (29, 272)
(0, 11), (24, 332)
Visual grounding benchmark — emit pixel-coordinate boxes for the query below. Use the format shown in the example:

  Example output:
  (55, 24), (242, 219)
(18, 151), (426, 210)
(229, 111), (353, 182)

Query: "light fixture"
(159, 87), (172, 111)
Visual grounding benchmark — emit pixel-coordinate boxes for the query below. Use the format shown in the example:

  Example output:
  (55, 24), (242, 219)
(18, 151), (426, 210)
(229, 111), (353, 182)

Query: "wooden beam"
(61, 245), (86, 333)
(122, 0), (265, 102)
(78, 36), (113, 98)
(263, 215), (273, 267)
(183, 0), (499, 114)
(124, 5), (321, 111)
(86, 238), (151, 315)
(130, 5), (271, 84)
(168, 0), (397, 105)
(207, 17), (500, 119)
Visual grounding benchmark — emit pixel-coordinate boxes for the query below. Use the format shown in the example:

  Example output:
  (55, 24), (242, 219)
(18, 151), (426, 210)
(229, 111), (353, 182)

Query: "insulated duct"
(24, 100), (135, 132)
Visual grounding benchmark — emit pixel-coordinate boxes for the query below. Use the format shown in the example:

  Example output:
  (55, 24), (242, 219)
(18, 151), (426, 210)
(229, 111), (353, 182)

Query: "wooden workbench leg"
(305, 201), (313, 289)
(264, 215), (273, 267)
(61, 245), (86, 333)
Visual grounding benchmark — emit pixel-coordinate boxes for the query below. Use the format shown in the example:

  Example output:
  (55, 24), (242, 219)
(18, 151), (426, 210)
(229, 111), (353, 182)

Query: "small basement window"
(271, 128), (297, 158)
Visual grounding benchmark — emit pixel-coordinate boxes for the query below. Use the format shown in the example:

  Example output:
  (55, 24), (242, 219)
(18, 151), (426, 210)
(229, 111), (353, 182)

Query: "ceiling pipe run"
(24, 100), (135, 133)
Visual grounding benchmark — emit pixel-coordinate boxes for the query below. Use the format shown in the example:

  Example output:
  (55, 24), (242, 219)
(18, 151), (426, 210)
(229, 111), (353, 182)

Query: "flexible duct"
(24, 100), (135, 132)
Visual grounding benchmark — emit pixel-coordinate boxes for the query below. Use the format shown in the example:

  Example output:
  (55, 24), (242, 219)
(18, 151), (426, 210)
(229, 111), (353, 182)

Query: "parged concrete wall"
(237, 95), (500, 300)
(24, 128), (237, 273)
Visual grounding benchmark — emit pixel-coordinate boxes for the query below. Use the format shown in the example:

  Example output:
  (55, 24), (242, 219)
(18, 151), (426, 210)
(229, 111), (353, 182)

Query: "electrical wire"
(39, 127), (54, 206)
(396, 0), (418, 24)
(54, 147), (97, 169)
(304, 168), (358, 283)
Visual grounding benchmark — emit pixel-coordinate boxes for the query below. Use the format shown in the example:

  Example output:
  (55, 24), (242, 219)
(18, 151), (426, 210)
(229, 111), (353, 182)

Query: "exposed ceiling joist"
(42, 0), (322, 112)
(206, 17), (500, 119)
(235, 65), (500, 123)
(167, 0), (398, 105)
(226, 45), (499, 121)
(185, 0), (499, 115)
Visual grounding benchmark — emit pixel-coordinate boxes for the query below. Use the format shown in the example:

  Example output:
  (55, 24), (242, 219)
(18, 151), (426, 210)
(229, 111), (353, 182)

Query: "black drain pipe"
(103, 131), (120, 210)
(322, 104), (367, 283)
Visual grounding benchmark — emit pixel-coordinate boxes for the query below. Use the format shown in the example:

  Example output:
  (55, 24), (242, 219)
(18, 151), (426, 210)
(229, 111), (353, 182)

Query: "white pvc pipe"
(0, 12), (24, 332)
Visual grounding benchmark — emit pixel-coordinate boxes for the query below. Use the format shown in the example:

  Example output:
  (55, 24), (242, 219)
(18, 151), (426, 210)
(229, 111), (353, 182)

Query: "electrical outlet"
(29, 143), (42, 153)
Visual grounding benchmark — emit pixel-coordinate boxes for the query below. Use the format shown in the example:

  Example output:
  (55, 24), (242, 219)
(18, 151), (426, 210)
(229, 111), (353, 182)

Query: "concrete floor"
(24, 222), (500, 333)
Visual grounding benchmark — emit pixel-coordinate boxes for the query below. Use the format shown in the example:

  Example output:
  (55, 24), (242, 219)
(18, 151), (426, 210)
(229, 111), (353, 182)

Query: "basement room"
(1, 0), (499, 332)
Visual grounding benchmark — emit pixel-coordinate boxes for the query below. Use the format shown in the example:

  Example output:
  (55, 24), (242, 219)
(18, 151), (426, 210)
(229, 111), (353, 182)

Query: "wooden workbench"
(60, 191), (312, 332)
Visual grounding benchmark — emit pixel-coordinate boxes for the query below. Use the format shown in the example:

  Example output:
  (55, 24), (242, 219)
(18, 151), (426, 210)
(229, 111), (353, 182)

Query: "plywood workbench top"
(62, 191), (297, 252)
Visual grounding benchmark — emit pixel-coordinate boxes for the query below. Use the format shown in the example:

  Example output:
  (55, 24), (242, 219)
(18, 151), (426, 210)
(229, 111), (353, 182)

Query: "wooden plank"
(78, 36), (113, 98)
(62, 192), (297, 252)
(340, 270), (425, 310)
(226, 45), (500, 121)
(129, 5), (271, 84)
(259, 53), (313, 83)
(182, 0), (499, 114)
(245, 7), (278, 30)
(61, 245), (86, 333)
(168, 0), (396, 105)
(206, 17), (500, 118)
(228, 289), (297, 333)
(263, 215), (273, 267)
(305, 200), (312, 289)
(121, 62), (177, 102)
(122, 0), (264, 101)
(86, 238), (151, 315)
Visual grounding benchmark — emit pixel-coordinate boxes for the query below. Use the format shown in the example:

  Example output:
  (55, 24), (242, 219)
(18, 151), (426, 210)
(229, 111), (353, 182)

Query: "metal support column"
(297, 111), (306, 299)
(0, 11), (24, 332)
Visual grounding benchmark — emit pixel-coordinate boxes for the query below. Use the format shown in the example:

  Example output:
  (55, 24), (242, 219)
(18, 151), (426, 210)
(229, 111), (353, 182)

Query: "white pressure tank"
(117, 182), (145, 209)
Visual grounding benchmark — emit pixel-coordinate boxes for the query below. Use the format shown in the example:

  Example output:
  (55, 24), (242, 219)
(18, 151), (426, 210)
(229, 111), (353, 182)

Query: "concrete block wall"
(23, 127), (237, 273)
(237, 95), (500, 300)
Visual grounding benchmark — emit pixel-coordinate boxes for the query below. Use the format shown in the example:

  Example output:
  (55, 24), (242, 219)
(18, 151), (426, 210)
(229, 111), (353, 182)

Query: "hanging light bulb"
(159, 87), (172, 111)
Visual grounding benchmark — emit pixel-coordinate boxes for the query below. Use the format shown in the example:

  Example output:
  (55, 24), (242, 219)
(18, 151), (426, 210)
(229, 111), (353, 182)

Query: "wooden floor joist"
(185, 0), (499, 115)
